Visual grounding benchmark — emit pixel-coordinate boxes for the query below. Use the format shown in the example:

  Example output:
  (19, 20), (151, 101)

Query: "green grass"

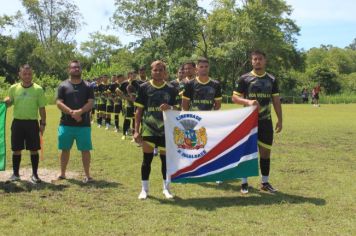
(0, 104), (355, 235)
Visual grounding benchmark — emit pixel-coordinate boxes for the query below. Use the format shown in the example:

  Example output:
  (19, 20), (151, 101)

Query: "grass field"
(0, 104), (355, 235)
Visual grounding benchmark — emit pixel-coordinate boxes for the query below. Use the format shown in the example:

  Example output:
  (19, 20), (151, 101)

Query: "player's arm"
(134, 107), (143, 143)
(181, 82), (191, 111)
(56, 99), (73, 115)
(272, 95), (282, 133)
(56, 85), (72, 115)
(214, 82), (222, 110)
(214, 99), (221, 110)
(232, 93), (258, 107)
(232, 77), (259, 108)
(3, 87), (13, 107)
(39, 107), (46, 134)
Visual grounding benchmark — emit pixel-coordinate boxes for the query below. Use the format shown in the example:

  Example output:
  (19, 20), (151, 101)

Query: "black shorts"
(124, 106), (135, 118)
(114, 104), (122, 114)
(258, 119), (273, 149)
(314, 94), (319, 100)
(143, 136), (165, 148)
(106, 105), (114, 113)
(98, 104), (106, 112)
(11, 119), (40, 151)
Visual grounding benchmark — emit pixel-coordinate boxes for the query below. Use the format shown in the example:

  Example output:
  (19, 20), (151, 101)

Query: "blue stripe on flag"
(172, 133), (258, 181)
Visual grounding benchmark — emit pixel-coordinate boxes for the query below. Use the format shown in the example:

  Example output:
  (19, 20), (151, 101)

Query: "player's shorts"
(97, 104), (106, 112)
(11, 119), (40, 151)
(124, 106), (135, 118)
(114, 104), (122, 114)
(106, 105), (114, 113)
(58, 125), (92, 151)
(143, 136), (165, 149)
(258, 119), (273, 150)
(314, 94), (319, 100)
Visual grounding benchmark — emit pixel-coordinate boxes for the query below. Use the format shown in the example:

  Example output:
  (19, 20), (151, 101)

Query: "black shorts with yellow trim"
(258, 119), (273, 150)
(142, 136), (166, 150)
(114, 104), (122, 114)
(106, 105), (114, 113)
(97, 104), (106, 112)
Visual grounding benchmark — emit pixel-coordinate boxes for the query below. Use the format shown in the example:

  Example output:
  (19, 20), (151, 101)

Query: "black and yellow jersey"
(119, 80), (134, 108)
(134, 80), (177, 137)
(233, 71), (279, 120)
(169, 78), (185, 109)
(182, 77), (222, 111)
(97, 83), (109, 105)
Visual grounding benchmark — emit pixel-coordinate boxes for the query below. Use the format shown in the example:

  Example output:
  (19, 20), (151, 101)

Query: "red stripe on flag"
(171, 108), (258, 179)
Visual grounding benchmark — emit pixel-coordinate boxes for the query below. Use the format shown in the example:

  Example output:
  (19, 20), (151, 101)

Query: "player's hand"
(3, 97), (12, 106)
(248, 100), (260, 110)
(133, 131), (142, 144)
(71, 109), (83, 122)
(275, 120), (282, 133)
(39, 124), (46, 134)
(160, 103), (173, 111)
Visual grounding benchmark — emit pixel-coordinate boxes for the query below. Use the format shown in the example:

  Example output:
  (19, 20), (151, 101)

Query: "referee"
(4, 64), (46, 184)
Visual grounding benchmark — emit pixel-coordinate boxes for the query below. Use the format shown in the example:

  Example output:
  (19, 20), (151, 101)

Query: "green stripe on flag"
(0, 103), (6, 171)
(172, 158), (259, 183)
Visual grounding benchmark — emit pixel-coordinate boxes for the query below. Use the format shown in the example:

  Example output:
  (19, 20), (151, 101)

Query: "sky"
(0, 0), (355, 50)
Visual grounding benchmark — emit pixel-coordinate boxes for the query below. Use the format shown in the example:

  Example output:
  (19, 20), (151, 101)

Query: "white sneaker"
(216, 181), (223, 184)
(97, 124), (102, 128)
(105, 124), (110, 130)
(7, 174), (20, 182)
(138, 190), (148, 200)
(163, 189), (174, 199)
(114, 128), (118, 133)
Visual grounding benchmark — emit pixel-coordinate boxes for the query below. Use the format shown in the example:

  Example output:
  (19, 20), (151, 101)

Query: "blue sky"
(0, 0), (355, 50)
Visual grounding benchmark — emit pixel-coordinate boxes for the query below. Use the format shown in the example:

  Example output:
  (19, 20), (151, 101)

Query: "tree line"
(0, 0), (355, 96)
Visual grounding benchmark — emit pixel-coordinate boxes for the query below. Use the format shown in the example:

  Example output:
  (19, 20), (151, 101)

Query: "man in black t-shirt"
(56, 60), (95, 183)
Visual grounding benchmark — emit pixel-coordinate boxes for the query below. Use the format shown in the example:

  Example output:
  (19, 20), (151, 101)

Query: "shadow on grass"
(151, 187), (326, 211)
(66, 178), (121, 188)
(0, 181), (68, 193)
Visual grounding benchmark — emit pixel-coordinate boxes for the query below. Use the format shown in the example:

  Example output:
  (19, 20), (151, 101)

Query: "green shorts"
(58, 125), (93, 151)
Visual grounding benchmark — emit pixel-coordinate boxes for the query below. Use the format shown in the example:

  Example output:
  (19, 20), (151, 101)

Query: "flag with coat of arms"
(164, 106), (259, 183)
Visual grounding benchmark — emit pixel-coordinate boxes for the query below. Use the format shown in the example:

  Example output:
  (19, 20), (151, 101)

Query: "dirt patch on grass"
(0, 168), (79, 183)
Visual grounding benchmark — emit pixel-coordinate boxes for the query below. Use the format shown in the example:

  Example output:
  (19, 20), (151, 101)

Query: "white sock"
(163, 180), (170, 191)
(261, 175), (269, 183)
(142, 180), (149, 192)
(241, 178), (248, 184)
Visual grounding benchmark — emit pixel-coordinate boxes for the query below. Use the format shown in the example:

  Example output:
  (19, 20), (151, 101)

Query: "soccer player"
(134, 60), (177, 200)
(112, 74), (124, 132)
(118, 72), (135, 139)
(56, 60), (95, 183)
(96, 75), (109, 128)
(170, 65), (186, 110)
(4, 64), (46, 184)
(232, 50), (282, 194)
(182, 58), (222, 111)
(93, 77), (102, 125)
(182, 57), (222, 184)
(138, 66), (148, 83)
(104, 75), (116, 130)
(183, 61), (196, 81)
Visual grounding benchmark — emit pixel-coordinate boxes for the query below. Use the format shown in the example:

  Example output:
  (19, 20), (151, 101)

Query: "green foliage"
(309, 65), (341, 94)
(80, 32), (121, 64)
(21, 0), (83, 47)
